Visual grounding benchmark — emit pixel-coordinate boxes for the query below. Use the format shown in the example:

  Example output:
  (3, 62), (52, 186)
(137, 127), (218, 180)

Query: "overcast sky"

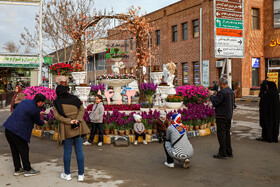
(0, 0), (179, 53)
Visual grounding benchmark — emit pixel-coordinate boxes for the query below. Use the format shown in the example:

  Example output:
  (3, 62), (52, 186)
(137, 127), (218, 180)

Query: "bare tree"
(2, 41), (20, 53)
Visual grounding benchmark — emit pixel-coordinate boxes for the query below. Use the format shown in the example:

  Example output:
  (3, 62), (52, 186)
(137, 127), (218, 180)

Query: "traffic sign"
(214, 0), (244, 58)
(216, 10), (242, 20)
(215, 36), (243, 47)
(216, 18), (243, 29)
(216, 1), (242, 12)
(216, 28), (243, 37)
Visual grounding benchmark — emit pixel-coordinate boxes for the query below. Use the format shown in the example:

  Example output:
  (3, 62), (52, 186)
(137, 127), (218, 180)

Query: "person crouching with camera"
(53, 85), (90, 182)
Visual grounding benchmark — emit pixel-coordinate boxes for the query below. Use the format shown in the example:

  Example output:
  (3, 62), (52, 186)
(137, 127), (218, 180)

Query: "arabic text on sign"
(216, 18), (243, 29)
(215, 36), (243, 47)
(270, 38), (280, 47)
(218, 0), (243, 3)
(216, 28), (243, 37)
(216, 1), (242, 12)
(216, 10), (242, 20)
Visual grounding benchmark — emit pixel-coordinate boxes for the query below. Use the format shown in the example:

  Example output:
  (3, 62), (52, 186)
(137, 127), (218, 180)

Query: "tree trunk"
(137, 66), (146, 103)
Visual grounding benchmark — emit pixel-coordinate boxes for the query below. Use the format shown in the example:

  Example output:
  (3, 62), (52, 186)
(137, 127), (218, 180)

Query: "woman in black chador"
(257, 81), (280, 143)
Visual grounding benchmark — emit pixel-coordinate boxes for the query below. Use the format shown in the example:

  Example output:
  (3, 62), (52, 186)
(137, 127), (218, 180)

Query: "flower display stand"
(72, 72), (87, 85)
(150, 72), (163, 85)
(75, 86), (91, 107)
(165, 102), (183, 109)
(100, 79), (134, 102)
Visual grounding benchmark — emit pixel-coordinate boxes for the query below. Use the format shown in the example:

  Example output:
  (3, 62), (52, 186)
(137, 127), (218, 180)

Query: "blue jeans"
(63, 137), (84, 175)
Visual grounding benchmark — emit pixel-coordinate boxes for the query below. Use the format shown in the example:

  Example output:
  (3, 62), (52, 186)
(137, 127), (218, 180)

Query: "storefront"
(0, 54), (40, 91)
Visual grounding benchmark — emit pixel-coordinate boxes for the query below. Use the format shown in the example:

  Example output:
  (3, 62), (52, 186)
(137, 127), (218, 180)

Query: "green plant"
(104, 123), (110, 130)
(166, 95), (183, 102)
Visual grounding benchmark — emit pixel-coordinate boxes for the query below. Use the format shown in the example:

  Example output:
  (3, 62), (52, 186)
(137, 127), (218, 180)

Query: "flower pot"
(203, 124), (207, 129)
(111, 57), (123, 62)
(199, 125), (204, 130)
(110, 129), (114, 134)
(194, 126), (199, 131)
(55, 127), (58, 132)
(37, 126), (41, 130)
(144, 129), (147, 134)
(211, 122), (215, 126)
(165, 102), (183, 109)
(104, 129), (110, 135)
(146, 95), (153, 104)
(72, 72), (87, 85)
(131, 129), (135, 135)
(119, 130), (125, 136)
(153, 129), (157, 134)
(189, 126), (194, 131)
(51, 125), (55, 131)
(207, 123), (211, 128)
(114, 129), (118, 135)
(45, 126), (50, 131)
(147, 129), (153, 135)
(54, 75), (69, 84)
(125, 130), (130, 135)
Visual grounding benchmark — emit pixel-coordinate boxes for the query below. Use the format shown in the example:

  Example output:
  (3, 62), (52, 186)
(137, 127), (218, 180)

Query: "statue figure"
(165, 62), (176, 87)
(113, 61), (125, 74)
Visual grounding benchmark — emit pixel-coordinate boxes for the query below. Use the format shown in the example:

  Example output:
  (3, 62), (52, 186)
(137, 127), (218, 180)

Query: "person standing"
(7, 81), (13, 91)
(258, 77), (269, 141)
(53, 85), (90, 182)
(257, 81), (279, 143)
(153, 111), (171, 143)
(83, 95), (105, 147)
(164, 113), (194, 169)
(3, 94), (47, 176)
(209, 77), (235, 159)
(10, 85), (25, 112)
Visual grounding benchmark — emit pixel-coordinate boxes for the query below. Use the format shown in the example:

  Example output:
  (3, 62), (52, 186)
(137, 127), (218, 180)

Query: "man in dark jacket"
(3, 94), (47, 176)
(210, 77), (235, 159)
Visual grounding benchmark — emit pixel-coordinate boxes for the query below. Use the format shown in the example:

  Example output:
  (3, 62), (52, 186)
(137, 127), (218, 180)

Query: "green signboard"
(0, 63), (39, 68)
(216, 18), (243, 30)
(43, 57), (52, 64)
(0, 55), (39, 68)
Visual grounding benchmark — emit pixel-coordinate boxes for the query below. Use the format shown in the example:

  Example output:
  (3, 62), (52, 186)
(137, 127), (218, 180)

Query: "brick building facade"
(107, 0), (280, 96)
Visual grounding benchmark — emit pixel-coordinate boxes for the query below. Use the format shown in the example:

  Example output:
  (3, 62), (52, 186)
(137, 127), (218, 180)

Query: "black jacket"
(210, 87), (235, 120)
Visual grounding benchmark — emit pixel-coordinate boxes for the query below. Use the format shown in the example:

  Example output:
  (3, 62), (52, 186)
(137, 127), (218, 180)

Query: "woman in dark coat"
(258, 81), (280, 143)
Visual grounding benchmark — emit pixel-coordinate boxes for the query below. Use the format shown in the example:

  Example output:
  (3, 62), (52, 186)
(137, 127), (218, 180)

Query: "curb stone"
(32, 127), (217, 144)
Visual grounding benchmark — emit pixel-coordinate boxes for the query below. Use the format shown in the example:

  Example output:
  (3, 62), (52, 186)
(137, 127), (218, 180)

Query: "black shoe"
(213, 154), (227, 159)
(227, 154), (233, 158)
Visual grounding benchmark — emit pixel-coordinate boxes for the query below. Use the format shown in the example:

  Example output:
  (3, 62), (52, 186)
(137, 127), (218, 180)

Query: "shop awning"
(0, 55), (39, 68)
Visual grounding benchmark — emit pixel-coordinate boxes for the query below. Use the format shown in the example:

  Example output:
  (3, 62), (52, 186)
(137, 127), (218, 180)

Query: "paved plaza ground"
(0, 101), (280, 187)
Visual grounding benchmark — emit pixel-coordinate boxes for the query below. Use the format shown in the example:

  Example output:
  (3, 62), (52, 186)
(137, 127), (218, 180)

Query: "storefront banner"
(0, 55), (39, 68)
(267, 72), (278, 87)
(43, 57), (52, 64)
(202, 60), (210, 88)
(252, 58), (260, 68)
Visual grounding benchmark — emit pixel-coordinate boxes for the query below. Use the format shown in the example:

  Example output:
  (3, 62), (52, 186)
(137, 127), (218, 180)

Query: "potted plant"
(140, 102), (154, 111)
(165, 95), (183, 109)
(104, 123), (110, 135)
(141, 83), (157, 105)
(90, 83), (106, 97)
(50, 63), (73, 83)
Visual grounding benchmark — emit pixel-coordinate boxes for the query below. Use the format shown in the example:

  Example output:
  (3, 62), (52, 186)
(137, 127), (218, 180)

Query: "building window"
(274, 0), (280, 28)
(130, 67), (134, 74)
(156, 30), (160, 45)
(182, 22), (188, 40)
(182, 63), (188, 84)
(193, 62), (200, 85)
(130, 38), (133, 50)
(252, 8), (260, 29)
(193, 19), (199, 38)
(172, 25), (177, 42)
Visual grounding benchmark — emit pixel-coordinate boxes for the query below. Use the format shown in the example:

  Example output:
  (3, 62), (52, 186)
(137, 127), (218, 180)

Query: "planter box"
(250, 90), (260, 96)
(165, 102), (183, 109)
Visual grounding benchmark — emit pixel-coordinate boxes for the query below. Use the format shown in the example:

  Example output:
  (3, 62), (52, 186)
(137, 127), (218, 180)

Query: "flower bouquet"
(165, 95), (183, 102)
(90, 83), (105, 96)
(141, 83), (157, 105)
(176, 85), (209, 105)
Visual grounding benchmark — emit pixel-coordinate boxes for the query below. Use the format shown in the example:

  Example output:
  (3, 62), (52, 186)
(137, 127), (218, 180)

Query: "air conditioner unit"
(216, 61), (224, 68)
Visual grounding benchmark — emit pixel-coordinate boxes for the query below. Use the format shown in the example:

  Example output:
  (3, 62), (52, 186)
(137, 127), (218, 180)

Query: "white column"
(227, 58), (232, 89)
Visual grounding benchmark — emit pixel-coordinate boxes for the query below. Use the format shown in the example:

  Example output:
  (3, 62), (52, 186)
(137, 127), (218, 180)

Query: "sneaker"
(60, 173), (71, 181)
(134, 141), (138, 145)
(83, 141), (92, 146)
(24, 168), (40, 177)
(164, 162), (175, 168)
(143, 140), (147, 145)
(183, 159), (190, 169)
(78, 174), (84, 182)
(14, 168), (25, 176)
(97, 142), (102, 147)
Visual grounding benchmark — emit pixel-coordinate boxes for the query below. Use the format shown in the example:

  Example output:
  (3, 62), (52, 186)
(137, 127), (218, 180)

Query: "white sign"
(215, 36), (244, 47)
(214, 0), (245, 58)
(215, 47), (244, 57)
(202, 60), (209, 88)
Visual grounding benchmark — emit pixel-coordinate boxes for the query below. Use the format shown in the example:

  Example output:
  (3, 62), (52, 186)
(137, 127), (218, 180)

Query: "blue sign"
(252, 58), (260, 68)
